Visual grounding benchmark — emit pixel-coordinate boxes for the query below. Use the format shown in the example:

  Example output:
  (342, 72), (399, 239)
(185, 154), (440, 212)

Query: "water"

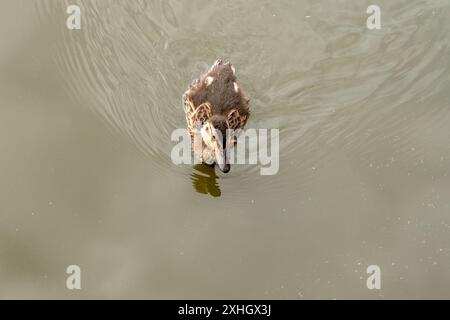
(0, 0), (449, 299)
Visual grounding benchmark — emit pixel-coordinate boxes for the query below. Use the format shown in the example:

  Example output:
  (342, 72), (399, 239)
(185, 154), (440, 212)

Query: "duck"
(183, 59), (250, 173)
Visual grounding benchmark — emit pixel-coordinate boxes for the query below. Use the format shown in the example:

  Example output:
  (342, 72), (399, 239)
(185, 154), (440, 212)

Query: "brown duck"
(183, 59), (250, 173)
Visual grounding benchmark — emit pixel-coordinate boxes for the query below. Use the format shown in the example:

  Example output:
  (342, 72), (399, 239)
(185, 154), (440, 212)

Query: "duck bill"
(215, 144), (230, 173)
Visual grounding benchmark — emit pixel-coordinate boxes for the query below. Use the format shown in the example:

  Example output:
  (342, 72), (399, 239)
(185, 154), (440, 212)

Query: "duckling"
(183, 59), (250, 173)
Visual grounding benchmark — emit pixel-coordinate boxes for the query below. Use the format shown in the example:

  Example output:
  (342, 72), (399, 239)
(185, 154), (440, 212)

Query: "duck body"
(183, 60), (250, 173)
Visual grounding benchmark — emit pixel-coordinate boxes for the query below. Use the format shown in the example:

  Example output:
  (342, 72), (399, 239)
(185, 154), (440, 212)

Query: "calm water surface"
(1, 0), (450, 298)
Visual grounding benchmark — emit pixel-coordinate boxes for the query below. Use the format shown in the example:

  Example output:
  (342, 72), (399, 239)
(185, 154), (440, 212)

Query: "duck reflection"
(191, 164), (221, 197)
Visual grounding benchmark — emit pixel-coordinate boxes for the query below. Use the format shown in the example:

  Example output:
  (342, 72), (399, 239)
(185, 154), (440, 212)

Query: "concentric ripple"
(35, 0), (450, 197)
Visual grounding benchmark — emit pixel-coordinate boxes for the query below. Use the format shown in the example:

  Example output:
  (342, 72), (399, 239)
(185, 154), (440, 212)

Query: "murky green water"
(1, 0), (449, 299)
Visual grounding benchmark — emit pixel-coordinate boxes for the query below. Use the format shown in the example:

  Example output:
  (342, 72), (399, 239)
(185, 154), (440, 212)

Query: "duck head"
(200, 115), (231, 173)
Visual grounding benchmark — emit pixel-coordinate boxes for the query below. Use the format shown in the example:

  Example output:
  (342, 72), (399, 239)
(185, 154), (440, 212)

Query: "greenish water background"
(0, 0), (449, 299)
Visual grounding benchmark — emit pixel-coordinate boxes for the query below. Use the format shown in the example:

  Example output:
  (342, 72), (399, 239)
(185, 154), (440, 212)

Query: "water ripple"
(35, 0), (450, 197)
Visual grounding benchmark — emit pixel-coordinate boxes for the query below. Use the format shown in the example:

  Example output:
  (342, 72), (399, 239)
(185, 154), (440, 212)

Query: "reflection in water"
(191, 164), (221, 197)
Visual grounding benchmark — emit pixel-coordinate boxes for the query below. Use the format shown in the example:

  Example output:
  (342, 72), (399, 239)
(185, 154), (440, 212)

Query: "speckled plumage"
(182, 60), (250, 167)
